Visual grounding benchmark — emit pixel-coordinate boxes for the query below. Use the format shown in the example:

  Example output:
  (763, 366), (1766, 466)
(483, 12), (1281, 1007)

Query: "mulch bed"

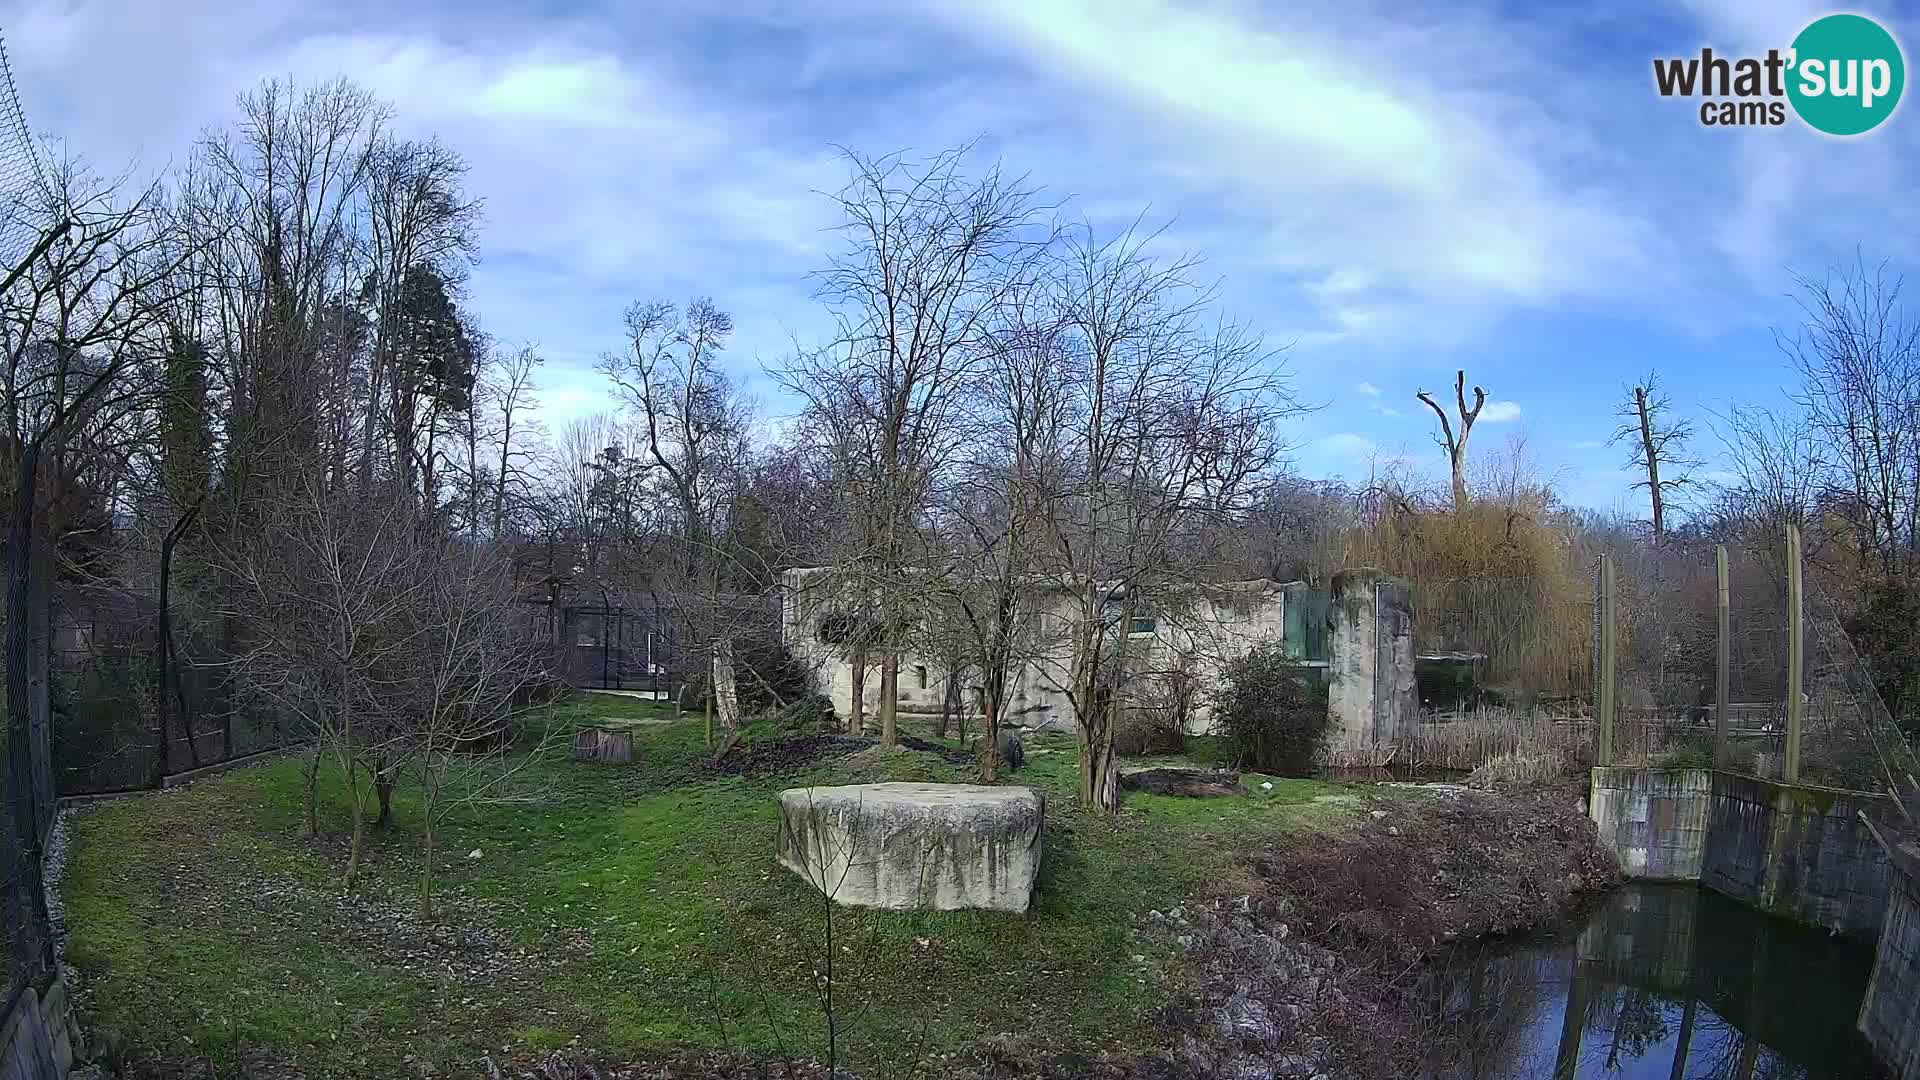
(704, 734), (875, 776)
(1119, 768), (1243, 798)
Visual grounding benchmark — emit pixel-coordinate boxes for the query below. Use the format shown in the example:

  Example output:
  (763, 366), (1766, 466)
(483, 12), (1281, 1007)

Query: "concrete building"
(779, 567), (1329, 734)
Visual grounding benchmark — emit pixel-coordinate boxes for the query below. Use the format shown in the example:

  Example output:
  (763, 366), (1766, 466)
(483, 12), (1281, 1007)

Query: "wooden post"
(1714, 544), (1731, 770)
(1785, 524), (1804, 784)
(1598, 554), (1617, 767)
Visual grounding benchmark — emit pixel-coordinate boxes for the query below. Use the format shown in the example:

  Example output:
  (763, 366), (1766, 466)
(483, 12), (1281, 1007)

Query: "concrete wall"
(0, 975), (77, 1080)
(1701, 772), (1894, 941)
(1861, 841), (1920, 1080)
(1589, 767), (1713, 881)
(1588, 766), (1894, 941)
(780, 569), (1295, 734)
(1326, 569), (1415, 759)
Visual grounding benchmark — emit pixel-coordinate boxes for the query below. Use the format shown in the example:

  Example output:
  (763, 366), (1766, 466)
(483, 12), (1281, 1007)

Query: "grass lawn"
(61, 694), (1365, 1077)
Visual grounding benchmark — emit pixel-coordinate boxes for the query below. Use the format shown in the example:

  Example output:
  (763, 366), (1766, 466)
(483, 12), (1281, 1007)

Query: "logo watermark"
(1653, 12), (1905, 135)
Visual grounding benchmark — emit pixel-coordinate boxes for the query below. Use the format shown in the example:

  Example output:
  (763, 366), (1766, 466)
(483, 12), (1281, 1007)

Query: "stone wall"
(1861, 841), (1920, 1080)
(1588, 767), (1712, 881)
(1587, 767), (1894, 941)
(0, 975), (77, 1080)
(1701, 772), (1894, 941)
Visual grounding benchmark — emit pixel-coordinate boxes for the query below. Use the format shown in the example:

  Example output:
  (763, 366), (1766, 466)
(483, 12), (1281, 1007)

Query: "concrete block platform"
(776, 782), (1044, 913)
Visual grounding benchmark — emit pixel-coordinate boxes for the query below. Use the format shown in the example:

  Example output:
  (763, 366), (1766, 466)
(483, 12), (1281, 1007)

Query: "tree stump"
(573, 726), (634, 763)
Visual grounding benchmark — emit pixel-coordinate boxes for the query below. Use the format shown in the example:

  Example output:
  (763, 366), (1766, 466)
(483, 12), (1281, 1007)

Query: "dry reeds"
(1408, 705), (1690, 777)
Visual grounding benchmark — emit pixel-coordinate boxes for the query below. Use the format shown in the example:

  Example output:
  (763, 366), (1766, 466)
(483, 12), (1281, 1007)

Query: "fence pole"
(1598, 554), (1617, 767)
(1785, 524), (1804, 784)
(1715, 544), (1731, 770)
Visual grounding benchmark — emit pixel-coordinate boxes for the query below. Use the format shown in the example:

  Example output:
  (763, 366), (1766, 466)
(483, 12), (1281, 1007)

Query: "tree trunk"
(303, 746), (321, 838)
(712, 635), (740, 730)
(981, 688), (1001, 782)
(1450, 448), (1469, 512)
(879, 652), (898, 747)
(1080, 687), (1120, 811)
(375, 760), (395, 829)
(704, 652), (715, 749)
(1635, 386), (1666, 541)
(421, 804), (437, 918)
(4, 441), (56, 987)
(937, 672), (960, 739)
(344, 786), (368, 892)
(848, 649), (867, 735)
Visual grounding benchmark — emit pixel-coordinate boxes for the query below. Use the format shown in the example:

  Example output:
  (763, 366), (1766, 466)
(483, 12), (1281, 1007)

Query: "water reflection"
(1423, 885), (1886, 1079)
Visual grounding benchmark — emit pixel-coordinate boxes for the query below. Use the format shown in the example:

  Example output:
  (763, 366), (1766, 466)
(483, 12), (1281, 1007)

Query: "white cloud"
(1315, 432), (1377, 462)
(1355, 380), (1381, 398)
(942, 0), (1673, 342)
(1480, 400), (1523, 423)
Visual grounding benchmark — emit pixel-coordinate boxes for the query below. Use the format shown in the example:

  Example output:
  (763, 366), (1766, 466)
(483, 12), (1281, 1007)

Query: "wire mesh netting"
(0, 30), (48, 267)
(0, 24), (51, 1015)
(1605, 534), (1918, 791)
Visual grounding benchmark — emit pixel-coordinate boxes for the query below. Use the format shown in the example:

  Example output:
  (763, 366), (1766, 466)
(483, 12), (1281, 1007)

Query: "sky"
(5, 0), (1917, 515)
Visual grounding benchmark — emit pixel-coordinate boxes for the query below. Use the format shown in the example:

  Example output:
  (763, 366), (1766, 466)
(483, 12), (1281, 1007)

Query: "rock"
(467, 849), (483, 860)
(1260, 781), (1274, 791)
(1370, 810), (1388, 819)
(776, 782), (1044, 913)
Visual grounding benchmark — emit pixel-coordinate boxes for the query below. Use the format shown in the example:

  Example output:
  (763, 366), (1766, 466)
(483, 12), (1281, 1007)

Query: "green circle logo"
(1788, 14), (1905, 135)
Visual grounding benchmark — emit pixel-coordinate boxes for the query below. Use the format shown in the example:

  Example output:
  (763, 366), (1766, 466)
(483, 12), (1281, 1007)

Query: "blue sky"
(6, 0), (1918, 514)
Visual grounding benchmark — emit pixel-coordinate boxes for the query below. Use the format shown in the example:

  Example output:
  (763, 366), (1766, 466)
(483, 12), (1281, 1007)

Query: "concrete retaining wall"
(1588, 767), (1893, 941)
(1589, 767), (1712, 881)
(1861, 842), (1920, 1080)
(0, 976), (77, 1080)
(1701, 772), (1893, 941)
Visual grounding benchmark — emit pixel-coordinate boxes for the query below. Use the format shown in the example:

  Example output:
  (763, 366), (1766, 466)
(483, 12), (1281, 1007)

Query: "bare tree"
(1778, 259), (1920, 579)
(776, 146), (1050, 748)
(1031, 222), (1299, 810)
(600, 299), (760, 741)
(214, 475), (431, 887)
(1417, 370), (1486, 511)
(1610, 372), (1698, 541)
(406, 543), (549, 916)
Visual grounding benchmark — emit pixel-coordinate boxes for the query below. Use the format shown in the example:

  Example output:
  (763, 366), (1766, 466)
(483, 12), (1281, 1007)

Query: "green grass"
(61, 697), (1363, 1077)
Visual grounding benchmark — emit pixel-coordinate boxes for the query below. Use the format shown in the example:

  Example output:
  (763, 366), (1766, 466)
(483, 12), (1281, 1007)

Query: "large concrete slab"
(776, 782), (1044, 913)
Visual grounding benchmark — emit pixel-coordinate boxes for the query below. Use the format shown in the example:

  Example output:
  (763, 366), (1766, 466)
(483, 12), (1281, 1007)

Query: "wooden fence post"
(1715, 544), (1731, 770)
(1598, 554), (1616, 767)
(1785, 524), (1804, 784)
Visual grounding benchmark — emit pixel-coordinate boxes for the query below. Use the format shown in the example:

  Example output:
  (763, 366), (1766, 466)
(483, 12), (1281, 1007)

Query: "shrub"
(679, 633), (814, 716)
(777, 692), (838, 732)
(1119, 657), (1197, 756)
(1114, 707), (1187, 757)
(1214, 642), (1329, 775)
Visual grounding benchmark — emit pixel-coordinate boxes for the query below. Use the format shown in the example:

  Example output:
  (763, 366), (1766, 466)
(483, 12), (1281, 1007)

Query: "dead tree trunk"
(1417, 370), (1487, 512)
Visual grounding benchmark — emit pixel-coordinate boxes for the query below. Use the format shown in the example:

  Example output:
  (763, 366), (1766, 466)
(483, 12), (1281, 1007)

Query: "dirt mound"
(1247, 782), (1618, 965)
(1121, 781), (1621, 1079)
